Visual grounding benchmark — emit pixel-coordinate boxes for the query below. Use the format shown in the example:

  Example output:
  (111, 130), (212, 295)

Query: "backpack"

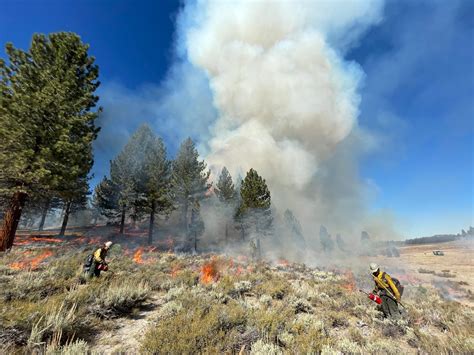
(385, 273), (404, 297)
(83, 254), (93, 269)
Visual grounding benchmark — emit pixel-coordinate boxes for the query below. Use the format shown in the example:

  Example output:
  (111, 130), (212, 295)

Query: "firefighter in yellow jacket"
(85, 241), (112, 278)
(369, 263), (403, 318)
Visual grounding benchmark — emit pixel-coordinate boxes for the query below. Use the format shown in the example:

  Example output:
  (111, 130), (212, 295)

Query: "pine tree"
(215, 167), (235, 202)
(109, 128), (148, 234)
(171, 138), (211, 235)
(189, 200), (204, 253)
(320, 225), (334, 252)
(283, 209), (306, 249)
(237, 168), (273, 256)
(0, 33), (100, 250)
(137, 125), (173, 244)
(215, 167), (236, 243)
(93, 176), (120, 220)
(59, 177), (90, 236)
(20, 193), (61, 231)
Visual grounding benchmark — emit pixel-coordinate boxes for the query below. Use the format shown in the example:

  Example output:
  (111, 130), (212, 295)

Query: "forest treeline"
(0, 32), (305, 253)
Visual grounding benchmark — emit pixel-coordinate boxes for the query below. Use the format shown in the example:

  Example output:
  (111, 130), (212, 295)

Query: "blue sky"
(0, 0), (472, 237)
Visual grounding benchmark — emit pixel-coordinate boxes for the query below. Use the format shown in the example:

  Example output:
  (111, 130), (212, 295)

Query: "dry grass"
(1, 242), (473, 354)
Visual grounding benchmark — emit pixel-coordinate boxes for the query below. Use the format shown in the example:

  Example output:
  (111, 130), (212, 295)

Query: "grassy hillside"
(0, 241), (473, 354)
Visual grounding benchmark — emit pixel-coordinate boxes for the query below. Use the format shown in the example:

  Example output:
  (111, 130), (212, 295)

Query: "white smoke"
(176, 0), (390, 239)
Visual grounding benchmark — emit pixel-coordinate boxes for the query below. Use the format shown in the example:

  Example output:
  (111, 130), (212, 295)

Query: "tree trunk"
(120, 205), (126, 235)
(59, 201), (72, 236)
(183, 199), (189, 234)
(225, 223), (228, 244)
(148, 201), (155, 245)
(0, 191), (28, 251)
(194, 232), (197, 253)
(38, 199), (50, 231)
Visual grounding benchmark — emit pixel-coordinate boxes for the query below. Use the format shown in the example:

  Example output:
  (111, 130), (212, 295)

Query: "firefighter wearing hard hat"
(369, 262), (403, 318)
(84, 241), (112, 278)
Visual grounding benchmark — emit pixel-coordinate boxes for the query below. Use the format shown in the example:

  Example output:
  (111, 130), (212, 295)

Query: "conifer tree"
(189, 200), (204, 253)
(283, 209), (306, 249)
(137, 125), (173, 244)
(171, 138), (211, 235)
(320, 225), (334, 252)
(93, 176), (120, 220)
(216, 167), (235, 203)
(215, 167), (236, 242)
(109, 128), (148, 234)
(0, 33), (100, 250)
(103, 125), (173, 239)
(59, 177), (90, 236)
(237, 168), (273, 253)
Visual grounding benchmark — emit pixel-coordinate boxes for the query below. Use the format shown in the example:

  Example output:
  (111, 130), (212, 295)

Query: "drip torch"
(359, 289), (382, 304)
(97, 263), (108, 271)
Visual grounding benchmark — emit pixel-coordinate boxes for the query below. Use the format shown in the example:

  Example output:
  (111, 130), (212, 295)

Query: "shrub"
(234, 280), (252, 295)
(250, 339), (282, 355)
(141, 298), (247, 353)
(255, 277), (290, 300)
(250, 306), (292, 341)
(45, 339), (89, 354)
(90, 279), (150, 318)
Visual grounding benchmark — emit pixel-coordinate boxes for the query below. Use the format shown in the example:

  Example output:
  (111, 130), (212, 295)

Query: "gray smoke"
(178, 0), (396, 240)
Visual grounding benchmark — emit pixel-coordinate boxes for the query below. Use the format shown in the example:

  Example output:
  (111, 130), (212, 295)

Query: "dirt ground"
(368, 240), (474, 306)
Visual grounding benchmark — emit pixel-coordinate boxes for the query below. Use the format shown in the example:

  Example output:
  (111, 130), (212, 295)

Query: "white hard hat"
(369, 262), (379, 273)
(105, 241), (113, 248)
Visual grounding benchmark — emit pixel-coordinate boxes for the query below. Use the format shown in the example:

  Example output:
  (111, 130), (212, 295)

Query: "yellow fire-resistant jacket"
(373, 271), (401, 301)
(93, 248), (107, 263)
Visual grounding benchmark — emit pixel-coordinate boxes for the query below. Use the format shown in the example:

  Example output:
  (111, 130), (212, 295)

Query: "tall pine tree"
(215, 166), (236, 243)
(93, 176), (120, 220)
(171, 138), (211, 236)
(137, 125), (173, 244)
(216, 167), (235, 202)
(237, 168), (273, 255)
(0, 33), (100, 250)
(283, 209), (306, 250)
(109, 128), (147, 234)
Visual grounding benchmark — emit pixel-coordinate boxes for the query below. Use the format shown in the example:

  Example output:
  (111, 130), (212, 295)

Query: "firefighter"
(84, 241), (112, 278)
(369, 262), (403, 318)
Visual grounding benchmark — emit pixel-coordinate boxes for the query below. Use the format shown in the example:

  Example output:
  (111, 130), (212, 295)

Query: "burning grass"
(1, 241), (473, 354)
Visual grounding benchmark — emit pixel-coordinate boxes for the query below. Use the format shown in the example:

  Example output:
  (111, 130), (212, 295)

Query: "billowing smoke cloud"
(177, 0), (391, 240)
(95, 0), (397, 242)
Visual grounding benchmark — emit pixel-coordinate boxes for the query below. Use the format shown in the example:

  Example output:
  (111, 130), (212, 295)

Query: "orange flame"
(10, 250), (54, 270)
(200, 259), (220, 284)
(133, 248), (144, 264)
(170, 265), (181, 278)
(132, 246), (157, 264)
(342, 270), (356, 293)
(277, 258), (290, 267)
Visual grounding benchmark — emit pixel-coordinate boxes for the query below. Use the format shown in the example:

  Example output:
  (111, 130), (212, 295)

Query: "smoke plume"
(177, 0), (390, 240)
